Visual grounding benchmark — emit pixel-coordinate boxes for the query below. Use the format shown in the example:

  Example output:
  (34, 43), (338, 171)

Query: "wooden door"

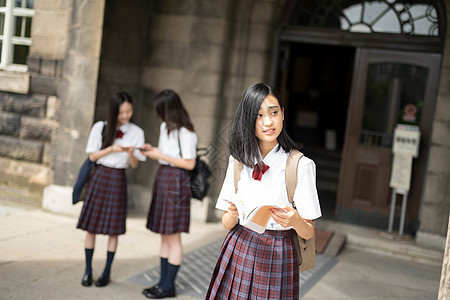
(337, 48), (441, 230)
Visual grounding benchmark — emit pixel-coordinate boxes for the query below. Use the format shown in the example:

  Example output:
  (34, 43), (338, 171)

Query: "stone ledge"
(0, 71), (30, 94)
(0, 156), (53, 194)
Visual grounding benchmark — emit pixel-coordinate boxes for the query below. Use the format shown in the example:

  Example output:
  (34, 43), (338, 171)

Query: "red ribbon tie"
(252, 163), (270, 181)
(116, 130), (124, 138)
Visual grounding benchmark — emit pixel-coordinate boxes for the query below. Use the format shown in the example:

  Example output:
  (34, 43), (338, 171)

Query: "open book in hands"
(225, 199), (287, 234)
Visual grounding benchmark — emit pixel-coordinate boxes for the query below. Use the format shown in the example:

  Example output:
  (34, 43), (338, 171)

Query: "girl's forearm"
(293, 217), (315, 240)
(158, 153), (195, 170)
(88, 146), (113, 162)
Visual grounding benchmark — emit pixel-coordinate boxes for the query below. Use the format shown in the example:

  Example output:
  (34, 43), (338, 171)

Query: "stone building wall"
(136, 0), (285, 219)
(0, 0), (72, 189)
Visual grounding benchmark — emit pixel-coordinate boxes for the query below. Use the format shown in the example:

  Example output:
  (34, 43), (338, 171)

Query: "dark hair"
(154, 89), (194, 134)
(228, 83), (301, 168)
(101, 91), (133, 149)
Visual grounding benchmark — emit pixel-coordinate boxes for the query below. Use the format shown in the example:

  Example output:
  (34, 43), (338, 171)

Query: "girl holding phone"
(77, 92), (146, 287)
(140, 90), (197, 299)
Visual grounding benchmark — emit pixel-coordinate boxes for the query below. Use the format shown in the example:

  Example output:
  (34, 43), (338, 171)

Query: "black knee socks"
(85, 249), (115, 278)
(160, 262), (179, 291)
(85, 248), (94, 275)
(101, 251), (115, 277)
(158, 257), (168, 286)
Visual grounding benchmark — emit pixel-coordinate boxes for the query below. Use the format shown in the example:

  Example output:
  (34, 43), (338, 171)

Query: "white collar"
(254, 143), (284, 167)
(118, 122), (130, 133)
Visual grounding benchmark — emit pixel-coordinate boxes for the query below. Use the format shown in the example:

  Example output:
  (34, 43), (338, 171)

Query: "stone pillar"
(416, 5), (450, 250)
(53, 0), (105, 186)
(43, 0), (105, 215)
(439, 213), (450, 299)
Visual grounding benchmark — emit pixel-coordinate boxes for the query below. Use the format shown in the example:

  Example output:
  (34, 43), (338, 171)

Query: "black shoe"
(95, 274), (110, 287)
(142, 284), (160, 295)
(81, 274), (93, 287)
(144, 286), (176, 299)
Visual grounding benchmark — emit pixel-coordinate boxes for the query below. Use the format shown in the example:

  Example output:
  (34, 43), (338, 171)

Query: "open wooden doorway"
(275, 42), (355, 219)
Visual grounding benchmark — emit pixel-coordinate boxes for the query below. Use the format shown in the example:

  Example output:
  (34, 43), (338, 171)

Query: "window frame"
(0, 0), (34, 72)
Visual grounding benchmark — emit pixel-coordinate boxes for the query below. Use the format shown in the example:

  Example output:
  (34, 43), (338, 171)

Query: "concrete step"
(316, 219), (444, 266)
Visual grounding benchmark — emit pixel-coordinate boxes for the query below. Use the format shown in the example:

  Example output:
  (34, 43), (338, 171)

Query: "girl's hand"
(222, 204), (239, 231)
(143, 147), (161, 160)
(125, 146), (134, 155)
(227, 203), (239, 219)
(270, 205), (300, 228)
(139, 143), (153, 151)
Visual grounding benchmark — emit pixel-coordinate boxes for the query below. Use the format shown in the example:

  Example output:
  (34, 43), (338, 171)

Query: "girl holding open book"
(206, 83), (322, 299)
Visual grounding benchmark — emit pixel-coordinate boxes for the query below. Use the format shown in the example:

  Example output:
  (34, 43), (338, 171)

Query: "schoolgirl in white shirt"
(77, 92), (146, 288)
(206, 83), (322, 300)
(140, 90), (197, 299)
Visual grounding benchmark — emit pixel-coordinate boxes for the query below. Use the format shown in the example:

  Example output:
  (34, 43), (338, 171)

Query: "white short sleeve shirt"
(85, 121), (146, 168)
(157, 122), (197, 165)
(216, 145), (322, 230)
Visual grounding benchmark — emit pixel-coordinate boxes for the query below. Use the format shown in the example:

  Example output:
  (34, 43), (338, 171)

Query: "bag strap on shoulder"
(233, 158), (244, 193)
(286, 149), (303, 206)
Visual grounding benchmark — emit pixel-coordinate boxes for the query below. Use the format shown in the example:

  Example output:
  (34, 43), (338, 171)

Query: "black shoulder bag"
(178, 135), (211, 201)
(72, 122), (105, 204)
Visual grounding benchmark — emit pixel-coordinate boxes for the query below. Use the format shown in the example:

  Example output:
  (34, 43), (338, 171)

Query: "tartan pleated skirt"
(146, 165), (191, 234)
(76, 165), (127, 236)
(206, 225), (299, 300)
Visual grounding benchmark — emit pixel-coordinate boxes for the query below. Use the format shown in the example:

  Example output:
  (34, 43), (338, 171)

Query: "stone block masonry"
(0, 91), (58, 164)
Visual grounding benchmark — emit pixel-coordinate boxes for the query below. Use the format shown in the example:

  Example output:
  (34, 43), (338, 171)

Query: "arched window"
(288, 0), (442, 37)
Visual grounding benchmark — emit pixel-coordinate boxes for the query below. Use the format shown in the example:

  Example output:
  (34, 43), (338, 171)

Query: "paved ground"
(0, 183), (444, 299)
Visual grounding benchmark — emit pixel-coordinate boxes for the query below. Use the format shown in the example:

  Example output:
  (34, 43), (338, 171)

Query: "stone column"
(439, 213), (450, 299)
(416, 5), (450, 250)
(43, 0), (105, 215)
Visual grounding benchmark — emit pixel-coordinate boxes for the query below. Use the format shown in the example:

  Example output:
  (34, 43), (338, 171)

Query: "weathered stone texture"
(191, 18), (226, 44)
(27, 57), (42, 73)
(0, 71), (30, 94)
(148, 42), (188, 69)
(151, 15), (195, 43)
(427, 146), (450, 175)
(41, 59), (58, 77)
(431, 121), (450, 146)
(438, 213), (450, 299)
(30, 76), (59, 95)
(152, 0), (227, 17)
(0, 136), (43, 163)
(20, 116), (57, 142)
(35, 0), (72, 10)
(0, 112), (20, 136)
(142, 67), (184, 91)
(186, 44), (222, 72)
(423, 174), (448, 206)
(0, 93), (46, 118)
(46, 96), (59, 120)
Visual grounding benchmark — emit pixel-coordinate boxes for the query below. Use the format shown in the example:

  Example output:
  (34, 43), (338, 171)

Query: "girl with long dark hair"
(140, 90), (197, 299)
(206, 83), (321, 299)
(77, 92), (146, 287)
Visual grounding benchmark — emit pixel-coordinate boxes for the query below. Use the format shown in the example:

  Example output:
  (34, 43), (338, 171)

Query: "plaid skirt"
(76, 165), (127, 236)
(206, 225), (299, 300)
(146, 165), (191, 234)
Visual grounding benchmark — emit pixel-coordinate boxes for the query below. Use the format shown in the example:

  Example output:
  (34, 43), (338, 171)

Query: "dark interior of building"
(280, 43), (355, 219)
